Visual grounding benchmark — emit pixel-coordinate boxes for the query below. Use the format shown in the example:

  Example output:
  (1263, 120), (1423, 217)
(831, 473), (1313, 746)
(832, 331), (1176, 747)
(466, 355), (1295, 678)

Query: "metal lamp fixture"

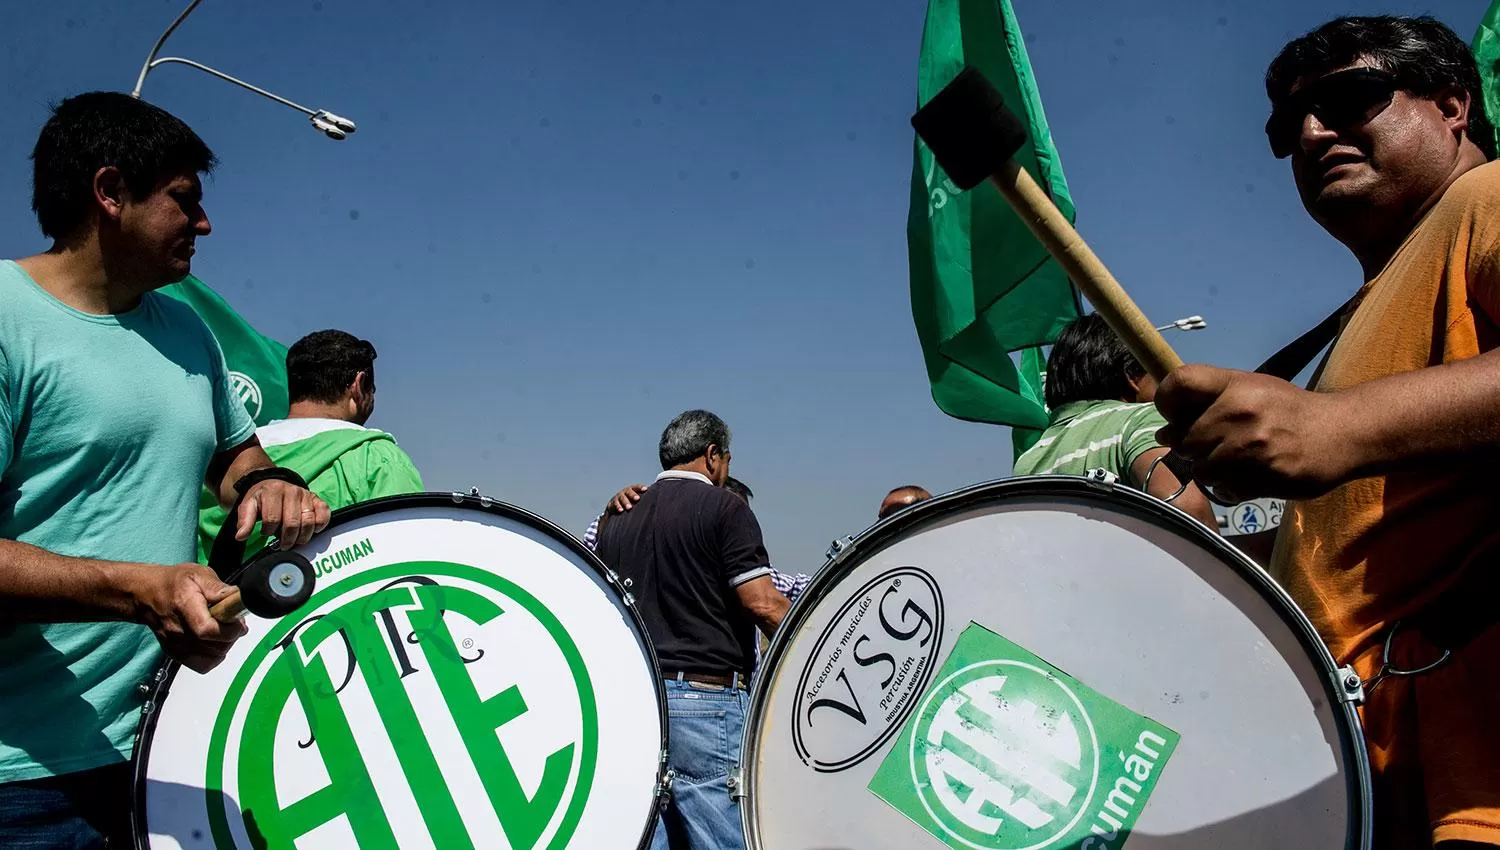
(131, 0), (357, 141)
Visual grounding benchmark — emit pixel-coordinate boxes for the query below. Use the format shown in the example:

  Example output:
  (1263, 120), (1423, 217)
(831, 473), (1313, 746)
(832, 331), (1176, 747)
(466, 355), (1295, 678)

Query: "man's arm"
(736, 575), (790, 635)
(207, 437), (330, 549)
(1155, 355), (1500, 500)
(0, 539), (246, 673)
(1130, 447), (1219, 529)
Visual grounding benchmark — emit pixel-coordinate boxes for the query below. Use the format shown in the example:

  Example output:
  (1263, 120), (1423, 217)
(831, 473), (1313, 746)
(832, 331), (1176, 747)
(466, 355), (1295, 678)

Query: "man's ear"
(93, 166), (127, 222)
(1432, 84), (1472, 136)
(352, 370), (376, 401)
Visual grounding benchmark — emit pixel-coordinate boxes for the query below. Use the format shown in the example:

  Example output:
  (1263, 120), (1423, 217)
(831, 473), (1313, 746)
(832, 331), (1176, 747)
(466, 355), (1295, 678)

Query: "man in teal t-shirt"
(198, 330), (424, 560)
(1014, 314), (1217, 529)
(0, 93), (329, 847)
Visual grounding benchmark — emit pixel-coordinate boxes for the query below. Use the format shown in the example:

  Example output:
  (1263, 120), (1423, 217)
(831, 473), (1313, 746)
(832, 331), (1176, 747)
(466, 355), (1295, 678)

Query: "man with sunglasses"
(1153, 16), (1499, 849)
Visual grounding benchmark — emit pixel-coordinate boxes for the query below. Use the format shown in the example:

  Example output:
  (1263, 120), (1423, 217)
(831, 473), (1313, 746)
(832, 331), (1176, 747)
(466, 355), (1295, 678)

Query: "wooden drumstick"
(210, 589), (247, 622)
(912, 67), (1183, 380)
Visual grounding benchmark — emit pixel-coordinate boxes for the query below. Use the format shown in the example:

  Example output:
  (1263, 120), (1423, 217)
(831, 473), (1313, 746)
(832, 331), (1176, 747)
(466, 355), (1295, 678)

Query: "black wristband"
(233, 466), (308, 497)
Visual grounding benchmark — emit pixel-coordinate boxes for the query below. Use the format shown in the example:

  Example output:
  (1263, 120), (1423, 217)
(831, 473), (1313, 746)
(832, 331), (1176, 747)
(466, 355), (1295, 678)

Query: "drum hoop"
(741, 475), (1372, 850)
(130, 491), (670, 850)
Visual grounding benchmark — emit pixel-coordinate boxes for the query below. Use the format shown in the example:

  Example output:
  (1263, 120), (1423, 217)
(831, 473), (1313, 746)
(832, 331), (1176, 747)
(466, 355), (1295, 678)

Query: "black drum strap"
(1252, 291), (1363, 382)
(208, 467), (309, 581)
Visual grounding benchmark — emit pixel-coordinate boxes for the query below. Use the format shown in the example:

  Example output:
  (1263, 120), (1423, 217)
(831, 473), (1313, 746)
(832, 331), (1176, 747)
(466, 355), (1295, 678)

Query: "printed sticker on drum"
(205, 559), (599, 849)
(868, 623), (1179, 850)
(792, 567), (945, 773)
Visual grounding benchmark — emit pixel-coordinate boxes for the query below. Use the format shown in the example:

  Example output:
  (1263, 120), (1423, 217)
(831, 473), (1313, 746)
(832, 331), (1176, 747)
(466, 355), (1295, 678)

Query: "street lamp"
(130, 0), (357, 140)
(1155, 315), (1207, 333)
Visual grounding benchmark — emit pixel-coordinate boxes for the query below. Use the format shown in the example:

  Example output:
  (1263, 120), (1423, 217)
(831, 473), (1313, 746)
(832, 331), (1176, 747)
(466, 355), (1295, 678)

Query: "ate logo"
(205, 563), (598, 849)
(870, 625), (1179, 850)
(913, 663), (1099, 850)
(228, 371), (263, 422)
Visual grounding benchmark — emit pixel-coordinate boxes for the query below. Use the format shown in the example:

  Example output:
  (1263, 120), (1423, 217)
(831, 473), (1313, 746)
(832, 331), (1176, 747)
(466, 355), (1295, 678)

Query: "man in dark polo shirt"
(595, 409), (788, 850)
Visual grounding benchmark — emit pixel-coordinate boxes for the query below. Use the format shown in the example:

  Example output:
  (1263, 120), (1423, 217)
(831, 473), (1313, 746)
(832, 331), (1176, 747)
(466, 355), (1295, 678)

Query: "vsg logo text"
(205, 562), (598, 849)
(792, 567), (944, 772)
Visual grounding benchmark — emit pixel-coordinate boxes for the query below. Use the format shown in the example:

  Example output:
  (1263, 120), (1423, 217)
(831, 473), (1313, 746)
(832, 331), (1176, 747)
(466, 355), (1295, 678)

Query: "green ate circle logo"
(909, 660), (1100, 850)
(204, 561), (598, 849)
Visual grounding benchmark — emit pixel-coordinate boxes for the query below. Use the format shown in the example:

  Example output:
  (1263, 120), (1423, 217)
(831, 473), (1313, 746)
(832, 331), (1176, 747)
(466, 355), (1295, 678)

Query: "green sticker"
(868, 623), (1178, 850)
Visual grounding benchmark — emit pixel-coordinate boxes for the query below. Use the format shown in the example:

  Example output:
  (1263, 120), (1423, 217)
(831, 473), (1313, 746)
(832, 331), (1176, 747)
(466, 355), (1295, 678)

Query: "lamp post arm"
(142, 57), (317, 117)
(132, 0), (205, 98)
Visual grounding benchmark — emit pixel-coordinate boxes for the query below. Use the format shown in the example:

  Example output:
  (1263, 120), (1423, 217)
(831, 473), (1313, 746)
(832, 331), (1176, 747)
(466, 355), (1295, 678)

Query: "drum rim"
(741, 475), (1372, 850)
(130, 491), (669, 850)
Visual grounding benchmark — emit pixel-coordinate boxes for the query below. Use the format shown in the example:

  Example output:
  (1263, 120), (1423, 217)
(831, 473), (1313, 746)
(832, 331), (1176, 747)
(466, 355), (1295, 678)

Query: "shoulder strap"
(1254, 291), (1363, 381)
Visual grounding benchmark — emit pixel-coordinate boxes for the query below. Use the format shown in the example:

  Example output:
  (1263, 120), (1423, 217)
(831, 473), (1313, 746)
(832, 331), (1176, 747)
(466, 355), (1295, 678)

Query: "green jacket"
(197, 418), (424, 563)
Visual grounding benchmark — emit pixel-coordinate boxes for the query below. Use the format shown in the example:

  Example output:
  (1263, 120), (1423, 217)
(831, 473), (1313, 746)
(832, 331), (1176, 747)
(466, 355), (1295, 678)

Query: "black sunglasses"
(1265, 68), (1399, 159)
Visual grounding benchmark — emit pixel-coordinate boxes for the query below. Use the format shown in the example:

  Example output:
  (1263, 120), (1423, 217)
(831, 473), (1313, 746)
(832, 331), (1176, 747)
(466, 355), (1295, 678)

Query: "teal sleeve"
(363, 441), (425, 500)
(1122, 405), (1170, 468)
(205, 329), (256, 452)
(0, 344), (11, 474)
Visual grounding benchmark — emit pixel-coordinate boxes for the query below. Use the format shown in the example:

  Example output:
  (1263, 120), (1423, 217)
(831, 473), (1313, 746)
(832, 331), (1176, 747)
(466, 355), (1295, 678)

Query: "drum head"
(134, 494), (666, 849)
(745, 477), (1370, 850)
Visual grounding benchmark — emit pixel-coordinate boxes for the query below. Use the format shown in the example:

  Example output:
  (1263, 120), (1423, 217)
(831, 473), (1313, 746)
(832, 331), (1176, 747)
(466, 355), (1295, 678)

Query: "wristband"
(233, 467), (308, 497)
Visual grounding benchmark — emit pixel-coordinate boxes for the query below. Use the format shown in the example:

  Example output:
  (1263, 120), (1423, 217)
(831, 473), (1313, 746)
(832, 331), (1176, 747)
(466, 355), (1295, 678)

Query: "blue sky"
(0, 0), (1488, 569)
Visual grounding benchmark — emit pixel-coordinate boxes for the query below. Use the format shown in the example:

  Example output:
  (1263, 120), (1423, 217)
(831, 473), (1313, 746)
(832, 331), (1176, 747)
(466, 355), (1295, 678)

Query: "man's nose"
(1299, 112), (1339, 154)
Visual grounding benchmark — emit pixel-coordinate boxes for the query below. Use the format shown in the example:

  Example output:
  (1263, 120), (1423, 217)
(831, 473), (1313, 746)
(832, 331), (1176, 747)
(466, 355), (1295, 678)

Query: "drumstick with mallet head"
(911, 66), (1184, 381)
(208, 552), (316, 622)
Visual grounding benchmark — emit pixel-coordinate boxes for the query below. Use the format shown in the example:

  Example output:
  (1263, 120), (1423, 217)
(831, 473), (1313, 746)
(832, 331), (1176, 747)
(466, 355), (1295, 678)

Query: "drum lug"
(1333, 665), (1365, 704)
(657, 766), (675, 801)
(1082, 468), (1119, 489)
(728, 767), (746, 800)
(826, 535), (854, 561)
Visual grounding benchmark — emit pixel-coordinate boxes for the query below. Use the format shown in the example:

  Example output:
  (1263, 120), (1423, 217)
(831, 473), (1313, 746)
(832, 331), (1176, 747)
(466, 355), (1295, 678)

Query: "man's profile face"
(1282, 60), (1461, 230)
(117, 171), (211, 286)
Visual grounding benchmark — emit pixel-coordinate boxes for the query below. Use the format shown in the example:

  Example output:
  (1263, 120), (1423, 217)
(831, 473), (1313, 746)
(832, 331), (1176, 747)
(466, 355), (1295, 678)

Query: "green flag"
(908, 0), (1079, 459)
(160, 275), (288, 427)
(1477, 0), (1500, 158)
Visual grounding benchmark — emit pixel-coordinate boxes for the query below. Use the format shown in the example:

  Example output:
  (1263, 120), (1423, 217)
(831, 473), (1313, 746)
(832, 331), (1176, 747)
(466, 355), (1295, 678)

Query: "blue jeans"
(651, 678), (749, 850)
(0, 764), (132, 849)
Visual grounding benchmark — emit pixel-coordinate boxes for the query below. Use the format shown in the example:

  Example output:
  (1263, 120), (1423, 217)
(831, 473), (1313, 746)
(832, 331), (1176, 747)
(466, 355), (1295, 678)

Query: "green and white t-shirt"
(1012, 399), (1167, 486)
(0, 260), (255, 781)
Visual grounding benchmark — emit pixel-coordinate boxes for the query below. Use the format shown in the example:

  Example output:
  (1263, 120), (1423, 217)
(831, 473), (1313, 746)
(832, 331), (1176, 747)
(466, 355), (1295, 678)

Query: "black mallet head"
(237, 552), (315, 618)
(911, 66), (1028, 191)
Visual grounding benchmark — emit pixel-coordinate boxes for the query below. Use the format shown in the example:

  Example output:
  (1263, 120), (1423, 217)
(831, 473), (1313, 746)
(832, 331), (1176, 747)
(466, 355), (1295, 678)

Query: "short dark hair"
(658, 409), (730, 469)
(1043, 314), (1143, 409)
(30, 92), (217, 240)
(1266, 16), (1495, 160)
(724, 477), (753, 502)
(287, 330), (377, 404)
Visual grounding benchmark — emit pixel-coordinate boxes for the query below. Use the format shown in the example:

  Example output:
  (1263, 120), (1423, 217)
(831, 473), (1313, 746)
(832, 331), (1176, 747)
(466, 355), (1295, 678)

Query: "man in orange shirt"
(1154, 16), (1499, 849)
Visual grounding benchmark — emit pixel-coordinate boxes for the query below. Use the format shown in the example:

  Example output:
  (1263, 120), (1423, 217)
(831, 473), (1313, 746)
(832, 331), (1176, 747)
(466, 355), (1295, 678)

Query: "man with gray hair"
(594, 409), (788, 850)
